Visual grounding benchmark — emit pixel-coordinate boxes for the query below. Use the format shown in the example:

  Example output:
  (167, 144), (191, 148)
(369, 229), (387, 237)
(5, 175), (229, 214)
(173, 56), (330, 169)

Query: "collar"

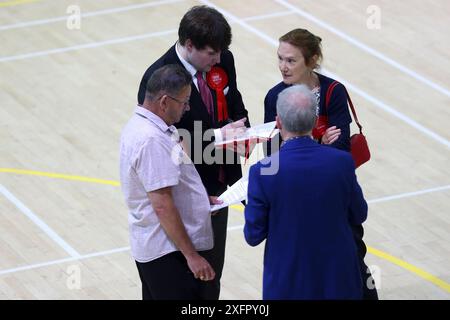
(175, 42), (197, 78)
(134, 105), (176, 134)
(281, 135), (316, 149)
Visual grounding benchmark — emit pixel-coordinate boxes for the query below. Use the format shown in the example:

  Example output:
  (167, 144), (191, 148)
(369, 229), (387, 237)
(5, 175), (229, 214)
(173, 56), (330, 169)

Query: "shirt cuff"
(214, 128), (223, 143)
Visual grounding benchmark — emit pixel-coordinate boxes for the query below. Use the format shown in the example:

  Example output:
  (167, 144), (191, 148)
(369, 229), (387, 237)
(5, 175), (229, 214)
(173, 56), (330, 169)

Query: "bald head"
(276, 84), (317, 135)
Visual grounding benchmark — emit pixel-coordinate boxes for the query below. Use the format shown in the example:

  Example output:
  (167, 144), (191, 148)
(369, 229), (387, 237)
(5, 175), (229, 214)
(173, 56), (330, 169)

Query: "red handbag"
(319, 81), (371, 169)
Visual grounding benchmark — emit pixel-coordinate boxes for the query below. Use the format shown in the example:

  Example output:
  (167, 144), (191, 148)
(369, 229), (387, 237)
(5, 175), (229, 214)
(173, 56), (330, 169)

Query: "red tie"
(196, 71), (214, 121)
(196, 72), (225, 184)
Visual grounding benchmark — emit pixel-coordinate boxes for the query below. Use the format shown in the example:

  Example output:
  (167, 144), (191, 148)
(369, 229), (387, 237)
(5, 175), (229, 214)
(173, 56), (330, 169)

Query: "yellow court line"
(0, 168), (120, 186)
(1, 167), (449, 294)
(367, 246), (450, 293)
(229, 203), (450, 294)
(0, 0), (40, 8)
(230, 204), (244, 212)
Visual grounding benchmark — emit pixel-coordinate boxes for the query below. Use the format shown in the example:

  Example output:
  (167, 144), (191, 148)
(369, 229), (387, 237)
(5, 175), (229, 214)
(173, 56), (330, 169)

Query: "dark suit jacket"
(244, 137), (367, 299)
(138, 45), (249, 195)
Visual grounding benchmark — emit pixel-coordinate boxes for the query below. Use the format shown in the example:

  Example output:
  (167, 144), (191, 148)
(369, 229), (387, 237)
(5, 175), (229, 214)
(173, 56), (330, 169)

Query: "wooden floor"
(0, 0), (449, 299)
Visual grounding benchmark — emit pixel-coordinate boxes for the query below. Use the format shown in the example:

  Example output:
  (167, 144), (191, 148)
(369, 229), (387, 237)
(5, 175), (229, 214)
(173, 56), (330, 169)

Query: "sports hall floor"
(0, 0), (449, 299)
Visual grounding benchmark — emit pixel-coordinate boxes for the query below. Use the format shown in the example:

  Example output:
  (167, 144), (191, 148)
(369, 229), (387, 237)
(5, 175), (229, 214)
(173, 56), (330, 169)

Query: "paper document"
(215, 121), (279, 146)
(210, 175), (249, 212)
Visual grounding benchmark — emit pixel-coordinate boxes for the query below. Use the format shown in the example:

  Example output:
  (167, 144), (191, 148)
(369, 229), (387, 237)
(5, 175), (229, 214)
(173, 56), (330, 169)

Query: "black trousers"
(135, 209), (228, 300)
(353, 225), (379, 300)
(135, 251), (212, 300)
(201, 207), (228, 300)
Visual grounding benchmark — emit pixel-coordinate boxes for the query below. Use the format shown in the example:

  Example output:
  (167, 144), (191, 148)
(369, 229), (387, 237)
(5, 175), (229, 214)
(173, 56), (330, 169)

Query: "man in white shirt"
(121, 64), (215, 299)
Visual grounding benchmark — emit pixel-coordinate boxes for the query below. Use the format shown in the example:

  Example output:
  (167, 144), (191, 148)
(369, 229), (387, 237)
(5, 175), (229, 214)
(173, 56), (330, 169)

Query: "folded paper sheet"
(210, 175), (249, 212)
(214, 121), (279, 147)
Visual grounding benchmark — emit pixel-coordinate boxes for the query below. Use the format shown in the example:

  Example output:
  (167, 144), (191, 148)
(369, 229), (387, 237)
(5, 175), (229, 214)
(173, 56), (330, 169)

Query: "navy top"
(264, 72), (352, 152)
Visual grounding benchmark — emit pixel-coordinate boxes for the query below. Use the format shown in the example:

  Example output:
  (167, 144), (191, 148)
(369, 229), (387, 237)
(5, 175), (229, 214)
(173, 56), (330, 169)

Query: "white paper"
(210, 175), (249, 212)
(215, 121), (279, 146)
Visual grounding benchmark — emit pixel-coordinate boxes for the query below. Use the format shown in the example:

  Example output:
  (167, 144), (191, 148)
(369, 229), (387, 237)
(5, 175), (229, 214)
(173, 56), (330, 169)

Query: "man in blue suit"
(244, 84), (368, 299)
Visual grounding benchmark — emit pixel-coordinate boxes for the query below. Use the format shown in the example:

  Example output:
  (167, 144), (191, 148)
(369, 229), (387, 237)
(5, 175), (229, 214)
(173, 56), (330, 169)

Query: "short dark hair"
(279, 29), (323, 68)
(145, 64), (192, 101)
(178, 5), (232, 52)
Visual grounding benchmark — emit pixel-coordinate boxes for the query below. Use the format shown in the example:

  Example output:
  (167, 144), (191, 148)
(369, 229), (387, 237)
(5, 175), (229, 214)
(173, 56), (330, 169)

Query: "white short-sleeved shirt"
(120, 106), (213, 262)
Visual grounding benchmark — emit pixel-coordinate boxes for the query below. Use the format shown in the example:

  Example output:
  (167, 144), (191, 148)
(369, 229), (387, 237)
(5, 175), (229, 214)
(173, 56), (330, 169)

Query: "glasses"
(158, 94), (190, 107)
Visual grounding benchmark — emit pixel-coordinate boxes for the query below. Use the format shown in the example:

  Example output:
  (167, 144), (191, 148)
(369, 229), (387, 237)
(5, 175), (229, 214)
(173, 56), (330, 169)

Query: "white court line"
(0, 11), (288, 63)
(1, 8), (448, 147)
(0, 246), (130, 276)
(274, 0), (450, 98)
(0, 1), (447, 98)
(3, 1), (447, 102)
(227, 225), (245, 231)
(0, 0), (185, 31)
(0, 184), (81, 258)
(322, 70), (450, 148)
(199, 0), (450, 149)
(238, 10), (293, 22)
(222, 184), (450, 232)
(0, 184), (448, 276)
(0, 3), (448, 146)
(0, 29), (177, 62)
(368, 184), (450, 204)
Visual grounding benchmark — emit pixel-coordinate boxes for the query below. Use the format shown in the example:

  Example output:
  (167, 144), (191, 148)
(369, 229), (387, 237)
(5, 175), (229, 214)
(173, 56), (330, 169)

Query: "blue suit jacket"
(244, 137), (367, 300)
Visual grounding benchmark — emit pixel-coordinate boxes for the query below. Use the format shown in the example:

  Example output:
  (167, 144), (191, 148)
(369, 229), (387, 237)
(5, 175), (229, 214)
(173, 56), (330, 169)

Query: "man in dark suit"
(138, 5), (250, 299)
(244, 84), (367, 299)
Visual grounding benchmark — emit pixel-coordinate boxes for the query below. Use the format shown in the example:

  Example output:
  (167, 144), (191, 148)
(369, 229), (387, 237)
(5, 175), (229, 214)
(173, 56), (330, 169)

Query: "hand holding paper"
(215, 121), (279, 157)
(210, 175), (249, 212)
(209, 196), (223, 215)
(216, 121), (278, 145)
(220, 117), (248, 141)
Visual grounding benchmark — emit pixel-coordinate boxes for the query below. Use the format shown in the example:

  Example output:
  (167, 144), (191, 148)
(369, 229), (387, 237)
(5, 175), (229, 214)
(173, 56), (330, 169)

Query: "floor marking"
(0, 0), (185, 31)
(0, 246), (130, 276)
(0, 29), (177, 62)
(199, 0), (450, 149)
(0, 0), (40, 8)
(275, 0), (450, 98)
(0, 183), (81, 258)
(0, 168), (120, 186)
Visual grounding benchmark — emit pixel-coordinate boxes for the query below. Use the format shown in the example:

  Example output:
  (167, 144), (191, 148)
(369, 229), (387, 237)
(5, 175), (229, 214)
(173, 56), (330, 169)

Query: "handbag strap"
(325, 81), (363, 134)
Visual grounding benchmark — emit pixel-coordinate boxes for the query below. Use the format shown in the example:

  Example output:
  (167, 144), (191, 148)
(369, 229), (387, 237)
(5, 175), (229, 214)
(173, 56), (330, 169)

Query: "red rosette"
(206, 66), (229, 122)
